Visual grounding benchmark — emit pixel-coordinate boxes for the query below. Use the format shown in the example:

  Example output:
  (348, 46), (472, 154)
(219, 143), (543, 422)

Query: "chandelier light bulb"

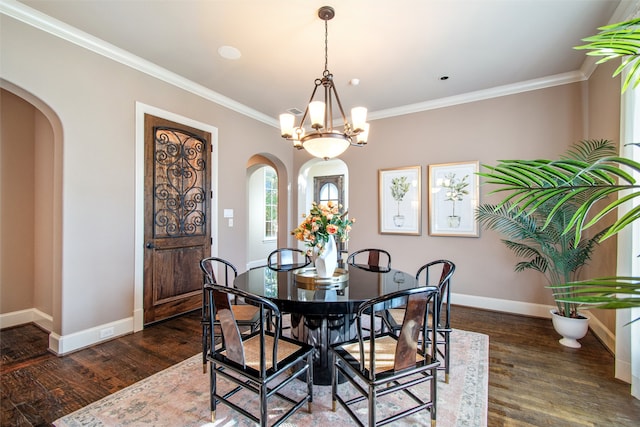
(279, 113), (295, 138)
(309, 101), (326, 129)
(351, 107), (368, 133)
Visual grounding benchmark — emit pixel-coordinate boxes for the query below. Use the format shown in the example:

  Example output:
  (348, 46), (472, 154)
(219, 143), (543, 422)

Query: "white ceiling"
(10, 0), (639, 124)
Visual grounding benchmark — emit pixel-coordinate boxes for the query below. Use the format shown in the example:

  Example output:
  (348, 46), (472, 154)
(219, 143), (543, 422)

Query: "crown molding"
(369, 71), (588, 121)
(0, 0), (277, 127)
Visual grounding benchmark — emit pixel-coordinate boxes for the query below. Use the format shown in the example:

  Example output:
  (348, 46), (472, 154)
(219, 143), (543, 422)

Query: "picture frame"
(428, 161), (479, 237)
(378, 166), (421, 235)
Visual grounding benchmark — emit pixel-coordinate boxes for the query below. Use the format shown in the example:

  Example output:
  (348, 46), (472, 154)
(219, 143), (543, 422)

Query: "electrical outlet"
(100, 327), (114, 339)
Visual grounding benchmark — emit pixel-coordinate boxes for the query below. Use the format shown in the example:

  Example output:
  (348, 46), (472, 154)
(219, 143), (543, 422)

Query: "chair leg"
(260, 383), (268, 427)
(430, 365), (437, 427)
(202, 323), (208, 374)
(307, 353), (313, 413)
(331, 353), (337, 412)
(210, 362), (216, 422)
(368, 385), (376, 427)
(444, 330), (450, 384)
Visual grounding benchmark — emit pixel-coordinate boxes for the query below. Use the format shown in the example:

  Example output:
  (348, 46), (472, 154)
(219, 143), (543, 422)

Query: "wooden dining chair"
(267, 248), (311, 271)
(204, 283), (314, 426)
(346, 248), (391, 272)
(384, 259), (456, 382)
(330, 286), (440, 426)
(199, 257), (261, 373)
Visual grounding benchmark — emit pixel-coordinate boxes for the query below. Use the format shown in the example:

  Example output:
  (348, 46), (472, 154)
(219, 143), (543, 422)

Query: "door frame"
(134, 102), (218, 332)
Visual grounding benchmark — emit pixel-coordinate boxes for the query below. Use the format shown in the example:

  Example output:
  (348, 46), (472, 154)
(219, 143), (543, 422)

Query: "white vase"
(314, 235), (337, 278)
(550, 310), (590, 348)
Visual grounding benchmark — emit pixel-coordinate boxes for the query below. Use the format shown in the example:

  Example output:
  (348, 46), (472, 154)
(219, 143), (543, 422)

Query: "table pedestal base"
(290, 312), (356, 385)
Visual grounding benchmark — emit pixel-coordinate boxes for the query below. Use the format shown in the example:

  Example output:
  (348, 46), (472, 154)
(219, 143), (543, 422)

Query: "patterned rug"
(54, 329), (488, 426)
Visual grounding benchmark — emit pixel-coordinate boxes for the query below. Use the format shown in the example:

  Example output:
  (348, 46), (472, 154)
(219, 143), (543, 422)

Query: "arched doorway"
(297, 158), (349, 252)
(0, 81), (63, 344)
(246, 154), (289, 270)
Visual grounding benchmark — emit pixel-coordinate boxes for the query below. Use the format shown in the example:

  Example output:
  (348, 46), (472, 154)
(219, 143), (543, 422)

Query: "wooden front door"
(143, 114), (211, 325)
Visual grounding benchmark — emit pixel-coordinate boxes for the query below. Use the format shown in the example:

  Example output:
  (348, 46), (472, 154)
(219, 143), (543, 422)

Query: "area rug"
(54, 329), (488, 427)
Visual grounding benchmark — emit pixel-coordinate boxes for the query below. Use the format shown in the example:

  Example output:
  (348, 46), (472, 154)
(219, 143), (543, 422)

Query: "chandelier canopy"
(279, 6), (369, 160)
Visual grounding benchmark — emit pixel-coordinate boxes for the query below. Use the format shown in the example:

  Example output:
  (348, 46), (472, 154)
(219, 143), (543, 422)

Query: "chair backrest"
(267, 248), (311, 271)
(205, 283), (282, 374)
(356, 286), (439, 376)
(347, 248), (392, 271)
(415, 260), (455, 325)
(200, 257), (238, 286)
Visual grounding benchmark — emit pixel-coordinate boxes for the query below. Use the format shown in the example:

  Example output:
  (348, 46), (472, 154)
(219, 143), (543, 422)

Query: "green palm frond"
(502, 240), (543, 260)
(575, 17), (640, 92)
(550, 278), (640, 323)
(475, 203), (537, 239)
(562, 138), (618, 162)
(515, 257), (548, 275)
(479, 140), (640, 243)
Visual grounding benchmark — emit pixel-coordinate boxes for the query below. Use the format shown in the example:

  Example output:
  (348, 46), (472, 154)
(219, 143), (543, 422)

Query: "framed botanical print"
(378, 166), (421, 235)
(428, 161), (479, 237)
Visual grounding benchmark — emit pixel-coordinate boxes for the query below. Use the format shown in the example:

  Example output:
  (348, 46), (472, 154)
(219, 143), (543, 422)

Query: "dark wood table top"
(234, 265), (417, 315)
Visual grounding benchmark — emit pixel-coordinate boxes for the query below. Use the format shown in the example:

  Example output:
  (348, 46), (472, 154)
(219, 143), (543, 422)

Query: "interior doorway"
(297, 159), (349, 253)
(246, 154), (288, 270)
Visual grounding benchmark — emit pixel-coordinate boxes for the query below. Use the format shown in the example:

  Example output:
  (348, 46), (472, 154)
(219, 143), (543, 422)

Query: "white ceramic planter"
(550, 310), (590, 348)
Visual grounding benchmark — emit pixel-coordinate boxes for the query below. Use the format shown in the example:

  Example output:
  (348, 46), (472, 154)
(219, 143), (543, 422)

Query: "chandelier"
(279, 6), (369, 160)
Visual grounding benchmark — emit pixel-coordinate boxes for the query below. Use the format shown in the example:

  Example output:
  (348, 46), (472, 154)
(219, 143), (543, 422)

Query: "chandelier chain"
(324, 18), (329, 72)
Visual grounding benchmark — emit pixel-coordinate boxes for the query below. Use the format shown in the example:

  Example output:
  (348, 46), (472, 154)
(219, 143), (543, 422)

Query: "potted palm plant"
(477, 140), (616, 347)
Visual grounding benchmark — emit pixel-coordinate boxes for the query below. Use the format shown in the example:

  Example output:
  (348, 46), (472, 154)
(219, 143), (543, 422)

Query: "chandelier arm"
(330, 83), (351, 130)
(325, 83), (332, 131)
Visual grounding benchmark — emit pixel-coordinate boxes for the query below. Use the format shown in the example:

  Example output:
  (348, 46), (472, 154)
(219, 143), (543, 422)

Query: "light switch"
(228, 218), (234, 227)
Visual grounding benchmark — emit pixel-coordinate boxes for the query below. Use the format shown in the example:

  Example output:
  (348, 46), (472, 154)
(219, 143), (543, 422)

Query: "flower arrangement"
(291, 201), (355, 255)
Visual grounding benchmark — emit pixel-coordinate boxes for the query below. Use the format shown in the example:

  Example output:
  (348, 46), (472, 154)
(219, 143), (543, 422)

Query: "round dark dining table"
(234, 264), (418, 385)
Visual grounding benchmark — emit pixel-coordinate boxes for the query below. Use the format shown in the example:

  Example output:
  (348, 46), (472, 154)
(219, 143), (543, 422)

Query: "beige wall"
(583, 60), (623, 333)
(1, 89), (55, 316)
(0, 10), (621, 349)
(33, 107), (55, 315)
(1, 90), (36, 312)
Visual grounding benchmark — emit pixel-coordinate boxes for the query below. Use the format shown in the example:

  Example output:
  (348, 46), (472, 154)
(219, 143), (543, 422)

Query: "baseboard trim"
(451, 292), (554, 318)
(0, 308), (53, 332)
(583, 309), (616, 354)
(48, 317), (134, 356)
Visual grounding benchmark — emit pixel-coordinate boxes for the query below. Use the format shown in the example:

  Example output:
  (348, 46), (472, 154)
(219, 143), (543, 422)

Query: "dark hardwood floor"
(1, 306), (639, 426)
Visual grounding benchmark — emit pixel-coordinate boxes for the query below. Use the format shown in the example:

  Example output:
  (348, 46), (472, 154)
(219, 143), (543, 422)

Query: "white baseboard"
(48, 317), (134, 355)
(0, 308), (53, 331)
(583, 309), (616, 354)
(616, 358), (632, 384)
(451, 292), (555, 318)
